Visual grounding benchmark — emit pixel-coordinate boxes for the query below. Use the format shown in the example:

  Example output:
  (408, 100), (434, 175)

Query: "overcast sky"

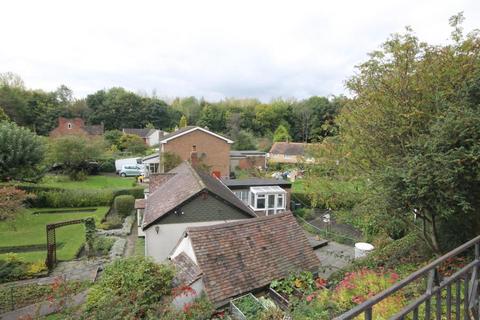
(1, 0), (479, 101)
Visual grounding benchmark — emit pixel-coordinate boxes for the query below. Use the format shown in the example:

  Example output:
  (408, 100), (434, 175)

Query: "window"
(268, 195), (275, 208)
(249, 186), (287, 214)
(233, 190), (249, 203)
(256, 195), (265, 209)
(277, 194), (284, 208)
(67, 123), (72, 129)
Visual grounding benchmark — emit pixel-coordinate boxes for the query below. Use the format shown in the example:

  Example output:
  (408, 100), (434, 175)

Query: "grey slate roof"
(184, 212), (320, 306)
(122, 128), (155, 138)
(84, 124), (104, 135)
(143, 162), (255, 229)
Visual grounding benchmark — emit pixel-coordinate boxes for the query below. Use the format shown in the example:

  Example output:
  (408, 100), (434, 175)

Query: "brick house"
(159, 126), (233, 178)
(139, 161), (256, 261)
(122, 128), (165, 146)
(49, 117), (104, 138)
(170, 212), (320, 307)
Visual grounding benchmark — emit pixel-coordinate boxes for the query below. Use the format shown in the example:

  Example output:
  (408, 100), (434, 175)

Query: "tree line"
(0, 72), (344, 150)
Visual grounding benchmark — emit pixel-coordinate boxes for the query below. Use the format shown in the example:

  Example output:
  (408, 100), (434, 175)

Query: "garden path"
(123, 217), (138, 257)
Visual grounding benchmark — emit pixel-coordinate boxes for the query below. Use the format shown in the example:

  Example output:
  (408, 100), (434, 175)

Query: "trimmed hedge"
(13, 184), (145, 208)
(114, 195), (135, 217)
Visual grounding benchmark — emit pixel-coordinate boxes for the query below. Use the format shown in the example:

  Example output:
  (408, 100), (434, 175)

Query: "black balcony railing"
(334, 235), (480, 320)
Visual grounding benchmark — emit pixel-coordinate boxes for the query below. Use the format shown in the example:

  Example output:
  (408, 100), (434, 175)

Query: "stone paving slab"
(314, 241), (355, 278)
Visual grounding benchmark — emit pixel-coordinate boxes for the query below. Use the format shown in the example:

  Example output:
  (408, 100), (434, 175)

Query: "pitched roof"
(184, 212), (320, 306)
(122, 128), (156, 138)
(143, 162), (255, 229)
(160, 126), (233, 144)
(84, 124), (104, 135)
(269, 142), (308, 156)
(172, 252), (203, 286)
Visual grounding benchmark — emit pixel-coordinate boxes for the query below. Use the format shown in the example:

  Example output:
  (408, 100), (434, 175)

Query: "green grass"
(38, 174), (136, 190)
(0, 207), (109, 263)
(134, 238), (145, 257)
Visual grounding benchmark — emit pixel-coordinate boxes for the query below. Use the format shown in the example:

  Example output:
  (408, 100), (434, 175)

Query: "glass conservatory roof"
(249, 186), (286, 194)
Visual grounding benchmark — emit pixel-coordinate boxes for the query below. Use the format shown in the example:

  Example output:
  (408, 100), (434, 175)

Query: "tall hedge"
(114, 195), (135, 217)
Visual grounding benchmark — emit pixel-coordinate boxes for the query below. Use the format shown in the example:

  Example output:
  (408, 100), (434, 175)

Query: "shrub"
(92, 236), (115, 256)
(159, 294), (215, 320)
(85, 257), (175, 319)
(99, 215), (124, 230)
(28, 189), (113, 208)
(98, 158), (116, 173)
(0, 254), (47, 283)
(23, 186), (144, 208)
(114, 195), (135, 217)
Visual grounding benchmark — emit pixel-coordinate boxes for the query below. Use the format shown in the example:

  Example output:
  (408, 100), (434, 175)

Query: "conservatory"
(248, 186), (287, 215)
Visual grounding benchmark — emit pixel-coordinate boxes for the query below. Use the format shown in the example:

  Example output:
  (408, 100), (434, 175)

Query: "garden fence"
(296, 215), (358, 246)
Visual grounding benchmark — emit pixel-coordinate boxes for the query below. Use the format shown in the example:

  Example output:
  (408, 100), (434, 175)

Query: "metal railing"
(334, 235), (480, 320)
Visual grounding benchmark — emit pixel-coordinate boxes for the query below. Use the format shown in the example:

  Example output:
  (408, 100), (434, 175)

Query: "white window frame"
(249, 186), (287, 215)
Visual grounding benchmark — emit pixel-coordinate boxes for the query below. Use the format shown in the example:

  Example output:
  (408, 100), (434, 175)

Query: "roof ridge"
(186, 162), (206, 190)
(187, 211), (292, 233)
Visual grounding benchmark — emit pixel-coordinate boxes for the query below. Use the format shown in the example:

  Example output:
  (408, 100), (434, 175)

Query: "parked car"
(115, 157), (143, 174)
(119, 165), (144, 177)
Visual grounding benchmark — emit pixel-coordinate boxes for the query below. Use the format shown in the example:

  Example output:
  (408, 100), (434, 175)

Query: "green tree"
(0, 122), (45, 181)
(273, 124), (291, 142)
(119, 134), (147, 155)
(0, 107), (9, 122)
(48, 135), (105, 180)
(161, 152), (182, 172)
(232, 130), (256, 150)
(179, 114), (188, 128)
(104, 129), (123, 148)
(339, 14), (480, 253)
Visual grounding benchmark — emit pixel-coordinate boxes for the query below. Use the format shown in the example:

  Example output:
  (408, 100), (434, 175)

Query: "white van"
(115, 157), (144, 174)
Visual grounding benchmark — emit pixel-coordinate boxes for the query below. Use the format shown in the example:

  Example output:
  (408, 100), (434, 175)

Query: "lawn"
(38, 174), (136, 190)
(0, 207), (109, 263)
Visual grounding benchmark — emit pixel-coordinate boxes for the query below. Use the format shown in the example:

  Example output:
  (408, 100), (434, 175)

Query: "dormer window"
(67, 123), (72, 129)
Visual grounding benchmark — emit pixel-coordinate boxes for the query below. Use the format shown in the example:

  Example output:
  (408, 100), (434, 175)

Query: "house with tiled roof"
(268, 142), (315, 164)
(170, 212), (320, 307)
(122, 128), (165, 146)
(159, 126), (233, 177)
(139, 160), (256, 261)
(49, 117), (104, 138)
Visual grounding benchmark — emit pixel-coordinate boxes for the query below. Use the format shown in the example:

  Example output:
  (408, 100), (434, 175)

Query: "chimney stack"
(190, 145), (198, 167)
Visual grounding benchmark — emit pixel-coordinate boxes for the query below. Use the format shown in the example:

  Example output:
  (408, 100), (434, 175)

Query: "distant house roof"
(269, 142), (309, 156)
(221, 178), (292, 190)
(160, 126), (234, 144)
(122, 128), (156, 138)
(177, 212), (320, 306)
(143, 162), (255, 229)
(84, 124), (105, 136)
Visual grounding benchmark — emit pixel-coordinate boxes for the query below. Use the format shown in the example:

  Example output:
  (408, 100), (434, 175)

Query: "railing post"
(365, 307), (372, 320)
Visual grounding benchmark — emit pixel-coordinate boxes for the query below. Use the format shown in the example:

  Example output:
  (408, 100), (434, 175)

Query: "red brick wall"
(237, 155), (266, 170)
(49, 117), (89, 138)
(162, 130), (231, 177)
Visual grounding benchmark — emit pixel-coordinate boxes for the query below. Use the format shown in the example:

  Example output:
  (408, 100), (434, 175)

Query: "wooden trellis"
(45, 219), (86, 270)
